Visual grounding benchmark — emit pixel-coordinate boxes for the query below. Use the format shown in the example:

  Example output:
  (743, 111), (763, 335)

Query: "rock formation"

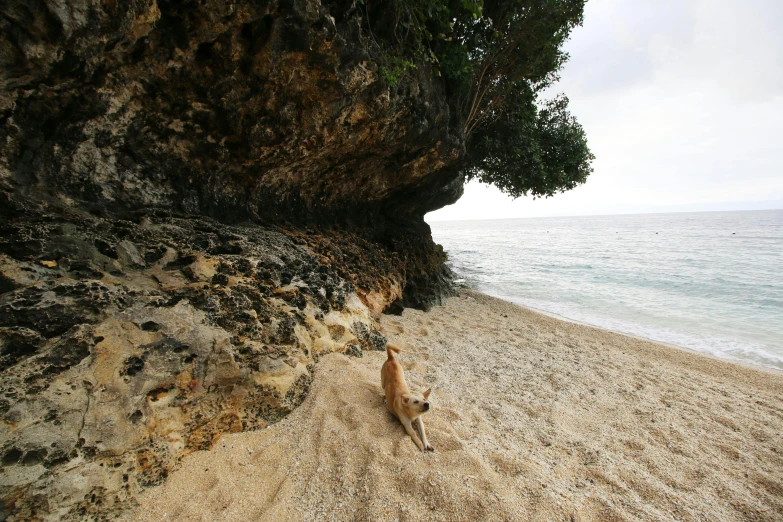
(0, 0), (464, 519)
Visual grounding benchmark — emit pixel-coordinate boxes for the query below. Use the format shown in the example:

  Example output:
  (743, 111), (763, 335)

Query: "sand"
(125, 290), (783, 521)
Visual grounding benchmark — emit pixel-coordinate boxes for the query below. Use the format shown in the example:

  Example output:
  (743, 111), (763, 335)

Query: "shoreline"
(481, 290), (783, 378)
(126, 289), (783, 521)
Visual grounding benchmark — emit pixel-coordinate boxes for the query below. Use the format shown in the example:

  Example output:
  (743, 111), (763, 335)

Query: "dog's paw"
(424, 443), (434, 452)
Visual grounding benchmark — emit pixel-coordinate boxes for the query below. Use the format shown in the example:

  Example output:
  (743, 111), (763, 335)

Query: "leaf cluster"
(378, 57), (418, 87)
(354, 0), (595, 199)
(467, 90), (594, 198)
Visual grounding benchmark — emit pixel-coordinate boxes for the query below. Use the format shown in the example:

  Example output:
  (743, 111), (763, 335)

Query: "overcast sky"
(427, 0), (783, 221)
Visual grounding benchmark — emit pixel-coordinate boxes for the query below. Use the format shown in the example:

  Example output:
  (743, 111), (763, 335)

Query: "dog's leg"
(415, 417), (434, 451)
(400, 416), (425, 451)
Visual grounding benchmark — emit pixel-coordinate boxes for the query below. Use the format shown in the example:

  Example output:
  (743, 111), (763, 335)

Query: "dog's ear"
(423, 388), (431, 400)
(402, 395), (410, 404)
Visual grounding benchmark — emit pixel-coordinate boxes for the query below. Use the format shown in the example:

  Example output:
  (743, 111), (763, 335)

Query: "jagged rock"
(1, 0), (460, 310)
(116, 240), (145, 269)
(0, 0), (463, 220)
(343, 340), (362, 358)
(351, 321), (387, 351)
(183, 256), (217, 282)
(0, 0), (464, 518)
(0, 197), (383, 520)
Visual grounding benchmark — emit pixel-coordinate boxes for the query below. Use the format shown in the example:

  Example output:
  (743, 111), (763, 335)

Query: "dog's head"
(402, 388), (432, 415)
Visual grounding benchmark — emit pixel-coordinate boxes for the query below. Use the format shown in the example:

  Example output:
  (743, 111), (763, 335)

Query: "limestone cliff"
(0, 0), (463, 221)
(0, 0), (464, 519)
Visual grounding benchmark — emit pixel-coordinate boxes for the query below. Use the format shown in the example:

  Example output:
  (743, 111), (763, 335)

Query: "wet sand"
(126, 290), (783, 521)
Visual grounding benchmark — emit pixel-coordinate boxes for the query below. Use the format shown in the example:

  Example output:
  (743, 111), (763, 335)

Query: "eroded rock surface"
(0, 0), (463, 518)
(1, 0), (462, 221)
(0, 192), (394, 520)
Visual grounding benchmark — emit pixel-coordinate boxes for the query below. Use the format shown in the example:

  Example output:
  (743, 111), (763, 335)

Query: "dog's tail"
(386, 343), (402, 360)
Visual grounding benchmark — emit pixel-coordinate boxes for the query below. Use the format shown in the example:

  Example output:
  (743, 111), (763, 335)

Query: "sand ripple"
(127, 291), (783, 521)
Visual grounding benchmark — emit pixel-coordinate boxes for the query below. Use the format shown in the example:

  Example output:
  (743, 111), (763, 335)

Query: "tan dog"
(381, 343), (434, 451)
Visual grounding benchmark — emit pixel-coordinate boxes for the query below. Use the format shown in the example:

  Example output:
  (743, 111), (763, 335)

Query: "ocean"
(428, 209), (783, 371)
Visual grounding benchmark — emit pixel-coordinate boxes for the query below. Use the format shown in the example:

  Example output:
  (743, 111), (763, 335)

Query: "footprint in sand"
(384, 320), (405, 334)
(402, 361), (428, 375)
(431, 432), (465, 451)
(402, 344), (429, 356)
(437, 408), (463, 423)
(488, 452), (536, 477)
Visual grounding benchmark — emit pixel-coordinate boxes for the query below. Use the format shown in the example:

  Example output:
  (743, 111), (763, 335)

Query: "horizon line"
(426, 203), (783, 223)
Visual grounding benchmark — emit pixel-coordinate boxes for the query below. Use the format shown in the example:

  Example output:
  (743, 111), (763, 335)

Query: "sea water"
(428, 210), (783, 370)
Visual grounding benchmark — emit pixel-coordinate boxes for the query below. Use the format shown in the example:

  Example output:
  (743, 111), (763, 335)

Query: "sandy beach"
(125, 290), (783, 521)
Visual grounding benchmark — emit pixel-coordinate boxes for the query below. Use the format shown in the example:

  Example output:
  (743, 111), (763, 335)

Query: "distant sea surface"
(429, 210), (783, 371)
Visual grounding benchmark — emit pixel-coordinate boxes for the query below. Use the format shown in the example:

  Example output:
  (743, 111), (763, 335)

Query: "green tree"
(466, 91), (594, 198)
(358, 0), (595, 197)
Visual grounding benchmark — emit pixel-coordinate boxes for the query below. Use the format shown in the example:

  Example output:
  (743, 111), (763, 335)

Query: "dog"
(381, 343), (434, 451)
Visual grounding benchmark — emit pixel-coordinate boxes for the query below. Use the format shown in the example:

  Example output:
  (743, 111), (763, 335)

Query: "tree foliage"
(467, 90), (594, 198)
(357, 0), (595, 198)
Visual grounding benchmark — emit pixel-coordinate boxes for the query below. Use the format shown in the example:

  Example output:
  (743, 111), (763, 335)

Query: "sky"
(427, 0), (783, 221)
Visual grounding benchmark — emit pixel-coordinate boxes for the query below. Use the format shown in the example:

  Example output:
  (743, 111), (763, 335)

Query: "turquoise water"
(428, 210), (783, 370)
